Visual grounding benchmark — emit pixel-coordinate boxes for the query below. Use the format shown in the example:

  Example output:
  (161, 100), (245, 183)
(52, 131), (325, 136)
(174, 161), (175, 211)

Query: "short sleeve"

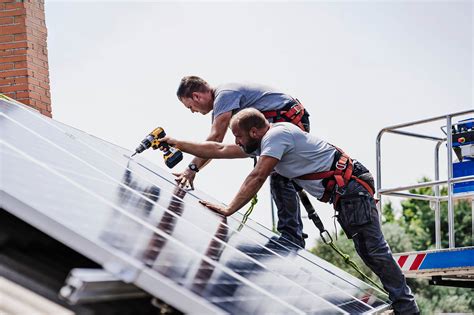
(213, 90), (243, 119)
(260, 126), (294, 161)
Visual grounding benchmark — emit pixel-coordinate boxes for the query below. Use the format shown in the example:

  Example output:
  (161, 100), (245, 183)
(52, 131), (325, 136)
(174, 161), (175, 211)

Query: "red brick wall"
(0, 0), (52, 117)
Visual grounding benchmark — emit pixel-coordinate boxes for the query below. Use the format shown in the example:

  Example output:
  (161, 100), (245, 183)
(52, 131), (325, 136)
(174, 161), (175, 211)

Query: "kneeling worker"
(161, 108), (419, 315)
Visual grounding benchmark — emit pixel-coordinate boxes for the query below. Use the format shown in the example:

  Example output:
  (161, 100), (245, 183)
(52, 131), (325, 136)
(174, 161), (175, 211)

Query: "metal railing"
(376, 109), (474, 249)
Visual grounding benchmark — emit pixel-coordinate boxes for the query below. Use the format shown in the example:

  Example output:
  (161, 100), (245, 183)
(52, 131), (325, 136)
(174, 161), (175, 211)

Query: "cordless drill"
(131, 127), (183, 168)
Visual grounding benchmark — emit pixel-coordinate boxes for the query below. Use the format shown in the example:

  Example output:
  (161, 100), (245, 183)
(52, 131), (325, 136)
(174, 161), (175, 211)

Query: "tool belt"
(296, 147), (375, 207)
(262, 99), (306, 131)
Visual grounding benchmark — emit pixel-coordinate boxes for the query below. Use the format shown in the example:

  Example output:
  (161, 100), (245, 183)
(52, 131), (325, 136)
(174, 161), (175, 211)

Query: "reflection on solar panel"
(0, 98), (390, 314)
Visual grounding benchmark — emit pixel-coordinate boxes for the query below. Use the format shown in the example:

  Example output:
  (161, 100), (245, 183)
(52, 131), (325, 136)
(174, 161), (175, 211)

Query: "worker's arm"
(172, 111), (232, 189)
(192, 111), (233, 167)
(199, 156), (279, 216)
(164, 137), (248, 159)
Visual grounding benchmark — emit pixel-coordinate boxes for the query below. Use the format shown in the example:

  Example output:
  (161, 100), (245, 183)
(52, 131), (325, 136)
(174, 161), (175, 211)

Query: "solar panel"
(0, 98), (390, 314)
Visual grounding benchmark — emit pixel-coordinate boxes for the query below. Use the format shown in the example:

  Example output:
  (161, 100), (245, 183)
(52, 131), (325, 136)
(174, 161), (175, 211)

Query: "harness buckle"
(320, 230), (333, 245)
(335, 184), (346, 195)
(335, 161), (347, 170)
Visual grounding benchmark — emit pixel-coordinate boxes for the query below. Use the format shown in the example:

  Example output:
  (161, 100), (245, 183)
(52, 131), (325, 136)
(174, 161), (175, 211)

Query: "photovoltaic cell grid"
(0, 98), (390, 314)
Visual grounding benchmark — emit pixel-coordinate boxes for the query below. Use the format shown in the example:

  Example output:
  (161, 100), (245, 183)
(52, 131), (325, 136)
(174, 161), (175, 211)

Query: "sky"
(44, 0), (473, 247)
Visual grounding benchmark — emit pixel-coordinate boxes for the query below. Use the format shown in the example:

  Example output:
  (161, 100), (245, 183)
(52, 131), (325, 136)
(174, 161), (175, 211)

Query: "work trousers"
(336, 175), (419, 314)
(270, 173), (306, 248)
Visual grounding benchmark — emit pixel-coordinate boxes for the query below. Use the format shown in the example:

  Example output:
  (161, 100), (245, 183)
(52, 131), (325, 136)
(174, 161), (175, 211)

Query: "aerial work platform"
(393, 247), (474, 287)
(376, 110), (474, 288)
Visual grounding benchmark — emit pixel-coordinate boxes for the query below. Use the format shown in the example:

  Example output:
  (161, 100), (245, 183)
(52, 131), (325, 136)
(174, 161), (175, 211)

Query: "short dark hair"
(230, 108), (268, 132)
(176, 76), (211, 99)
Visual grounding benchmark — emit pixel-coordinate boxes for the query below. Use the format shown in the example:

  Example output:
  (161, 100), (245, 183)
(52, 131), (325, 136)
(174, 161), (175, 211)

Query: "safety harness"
(262, 99), (306, 131)
(297, 147), (375, 207)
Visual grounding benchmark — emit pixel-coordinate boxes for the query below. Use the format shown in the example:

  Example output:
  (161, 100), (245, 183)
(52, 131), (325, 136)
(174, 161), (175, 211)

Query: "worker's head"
(230, 108), (269, 154)
(177, 76), (214, 115)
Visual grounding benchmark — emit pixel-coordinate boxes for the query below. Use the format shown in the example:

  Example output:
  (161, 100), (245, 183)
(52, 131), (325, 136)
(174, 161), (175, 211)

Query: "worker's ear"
(249, 127), (258, 138)
(191, 92), (200, 101)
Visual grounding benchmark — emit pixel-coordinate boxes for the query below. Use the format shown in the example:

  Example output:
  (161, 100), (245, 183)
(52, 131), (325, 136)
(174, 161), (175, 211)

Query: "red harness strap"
(296, 149), (375, 207)
(262, 100), (306, 131)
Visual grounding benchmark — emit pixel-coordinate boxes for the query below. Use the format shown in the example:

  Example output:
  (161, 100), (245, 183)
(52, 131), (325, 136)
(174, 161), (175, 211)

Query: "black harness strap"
(298, 190), (333, 243)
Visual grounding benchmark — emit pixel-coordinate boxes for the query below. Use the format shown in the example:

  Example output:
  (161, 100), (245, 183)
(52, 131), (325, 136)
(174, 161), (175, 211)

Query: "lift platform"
(376, 110), (474, 288)
(392, 247), (474, 287)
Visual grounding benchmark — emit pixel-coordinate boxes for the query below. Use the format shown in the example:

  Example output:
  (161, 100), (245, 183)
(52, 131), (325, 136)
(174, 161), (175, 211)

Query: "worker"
(161, 108), (420, 315)
(175, 76), (310, 247)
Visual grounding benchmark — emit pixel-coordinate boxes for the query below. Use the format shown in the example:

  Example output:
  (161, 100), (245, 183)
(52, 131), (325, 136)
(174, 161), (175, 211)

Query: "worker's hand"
(159, 136), (178, 147)
(199, 200), (229, 216)
(172, 168), (196, 190)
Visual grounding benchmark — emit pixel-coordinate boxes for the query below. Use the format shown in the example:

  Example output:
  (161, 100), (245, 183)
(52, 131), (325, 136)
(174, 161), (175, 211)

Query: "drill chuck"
(134, 134), (155, 154)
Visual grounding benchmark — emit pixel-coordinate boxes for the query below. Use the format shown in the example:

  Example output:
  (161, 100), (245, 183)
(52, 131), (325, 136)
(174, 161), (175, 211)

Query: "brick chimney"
(0, 0), (51, 117)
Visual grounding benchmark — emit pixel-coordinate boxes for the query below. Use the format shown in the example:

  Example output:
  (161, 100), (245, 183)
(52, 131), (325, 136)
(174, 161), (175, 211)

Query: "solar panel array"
(0, 98), (390, 314)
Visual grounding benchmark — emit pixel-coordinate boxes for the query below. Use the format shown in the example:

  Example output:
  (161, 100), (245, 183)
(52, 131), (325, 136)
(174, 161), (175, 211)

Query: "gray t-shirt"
(256, 122), (336, 199)
(212, 83), (294, 120)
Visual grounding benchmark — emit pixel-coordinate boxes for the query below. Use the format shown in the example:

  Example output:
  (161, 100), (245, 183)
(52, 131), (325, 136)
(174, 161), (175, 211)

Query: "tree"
(399, 179), (472, 250)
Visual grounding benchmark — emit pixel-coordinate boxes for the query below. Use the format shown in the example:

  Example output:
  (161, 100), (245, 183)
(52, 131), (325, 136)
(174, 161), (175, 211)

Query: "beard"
(241, 138), (260, 154)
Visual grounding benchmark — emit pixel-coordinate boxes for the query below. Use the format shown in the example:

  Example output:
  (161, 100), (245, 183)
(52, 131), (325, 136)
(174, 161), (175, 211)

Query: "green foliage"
(412, 280), (474, 313)
(382, 201), (396, 224)
(400, 181), (472, 249)
(381, 223), (414, 253)
(310, 181), (473, 313)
